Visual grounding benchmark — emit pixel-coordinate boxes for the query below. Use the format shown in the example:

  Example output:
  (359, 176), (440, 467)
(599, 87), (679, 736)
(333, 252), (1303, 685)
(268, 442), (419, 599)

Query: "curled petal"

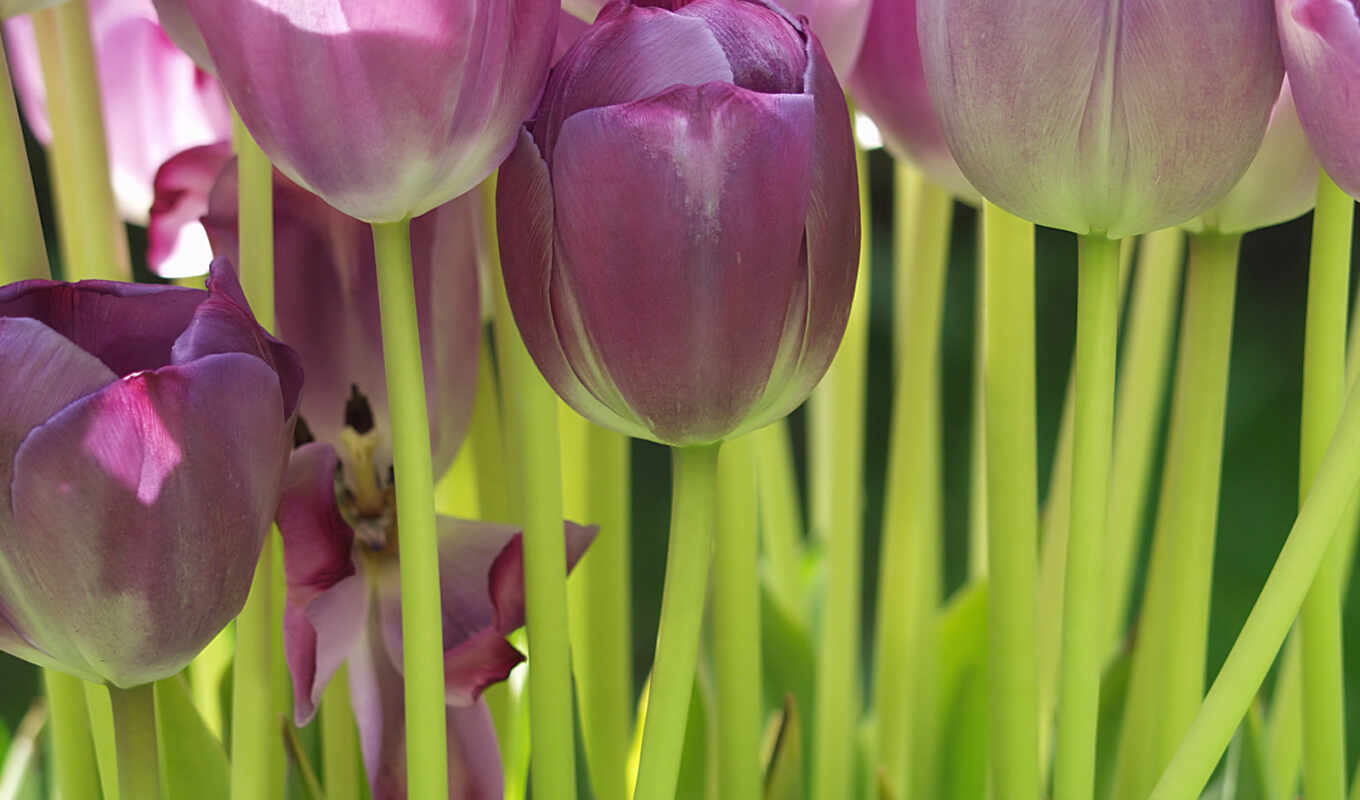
(1278, 0), (1360, 197)
(148, 142), (233, 279)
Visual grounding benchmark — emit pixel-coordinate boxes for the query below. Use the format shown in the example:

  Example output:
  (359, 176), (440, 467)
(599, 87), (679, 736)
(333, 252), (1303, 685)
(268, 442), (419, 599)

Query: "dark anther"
(345, 384), (376, 434)
(293, 415), (315, 448)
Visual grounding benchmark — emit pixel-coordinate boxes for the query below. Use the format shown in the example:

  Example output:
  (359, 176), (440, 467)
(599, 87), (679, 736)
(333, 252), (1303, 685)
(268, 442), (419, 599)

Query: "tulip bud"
(0, 262), (302, 688)
(1185, 79), (1319, 235)
(499, 0), (859, 446)
(169, 0), (558, 223)
(918, 0), (1285, 237)
(1277, 0), (1360, 197)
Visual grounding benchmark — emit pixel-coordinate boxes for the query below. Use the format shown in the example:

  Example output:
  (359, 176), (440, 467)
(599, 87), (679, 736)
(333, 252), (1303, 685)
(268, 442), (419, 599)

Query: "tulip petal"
(6, 353), (288, 686)
(550, 83), (815, 444)
(148, 143), (233, 279)
(151, 0), (215, 70)
(673, 0), (808, 93)
(766, 0), (869, 81)
(1278, 0), (1360, 197)
(485, 522), (597, 635)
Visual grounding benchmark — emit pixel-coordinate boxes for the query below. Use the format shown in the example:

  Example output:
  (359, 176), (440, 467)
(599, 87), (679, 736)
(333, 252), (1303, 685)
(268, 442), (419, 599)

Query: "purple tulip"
(1277, 0), (1360, 197)
(0, 262), (302, 687)
(498, 0), (859, 446)
(278, 442), (595, 800)
(3, 0), (231, 274)
(917, 0), (1285, 237)
(773, 0), (871, 80)
(150, 143), (484, 476)
(166, 0), (557, 223)
(1186, 79), (1319, 234)
(845, 0), (974, 199)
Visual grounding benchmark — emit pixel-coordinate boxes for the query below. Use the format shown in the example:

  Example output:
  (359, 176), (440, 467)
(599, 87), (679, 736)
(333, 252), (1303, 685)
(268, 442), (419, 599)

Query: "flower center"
(334, 385), (398, 556)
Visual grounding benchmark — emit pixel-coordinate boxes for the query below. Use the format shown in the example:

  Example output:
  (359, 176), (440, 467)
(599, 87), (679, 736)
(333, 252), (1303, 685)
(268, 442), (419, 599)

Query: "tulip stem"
(634, 443), (721, 800)
(108, 684), (161, 800)
(871, 163), (951, 800)
(562, 405), (634, 800)
(753, 419), (805, 622)
(1111, 232), (1240, 800)
(44, 671), (100, 800)
(371, 218), (450, 800)
(1298, 170), (1353, 800)
(321, 667), (361, 800)
(714, 435), (762, 800)
(1148, 366), (1360, 800)
(0, 45), (50, 281)
(29, 0), (130, 282)
(981, 201), (1039, 800)
(1052, 234), (1121, 800)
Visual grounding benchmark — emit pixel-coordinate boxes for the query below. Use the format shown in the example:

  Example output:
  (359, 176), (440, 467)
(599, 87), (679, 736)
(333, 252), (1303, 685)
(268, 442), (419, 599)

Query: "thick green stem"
(981, 201), (1039, 800)
(1298, 171), (1353, 800)
(753, 419), (805, 622)
(188, 627), (233, 739)
(109, 684), (161, 800)
(29, 1), (129, 281)
(321, 667), (360, 800)
(634, 444), (721, 800)
(1052, 235), (1121, 800)
(1149, 366), (1360, 800)
(1112, 233), (1240, 800)
(562, 405), (634, 800)
(84, 681), (118, 800)
(715, 436), (762, 800)
(234, 115), (275, 329)
(809, 130), (871, 800)
(969, 223), (989, 580)
(44, 671), (100, 800)
(0, 45), (49, 281)
(372, 219), (449, 800)
(872, 163), (951, 800)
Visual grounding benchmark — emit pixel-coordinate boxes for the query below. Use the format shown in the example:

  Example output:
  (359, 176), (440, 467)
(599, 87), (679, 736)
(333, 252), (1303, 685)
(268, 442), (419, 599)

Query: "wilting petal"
(1277, 0), (1360, 197)
(5, 353), (288, 687)
(549, 84), (814, 444)
(148, 143), (233, 279)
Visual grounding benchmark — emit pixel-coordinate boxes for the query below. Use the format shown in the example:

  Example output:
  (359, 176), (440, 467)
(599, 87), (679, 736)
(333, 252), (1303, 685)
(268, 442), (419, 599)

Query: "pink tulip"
(1277, 0), (1360, 197)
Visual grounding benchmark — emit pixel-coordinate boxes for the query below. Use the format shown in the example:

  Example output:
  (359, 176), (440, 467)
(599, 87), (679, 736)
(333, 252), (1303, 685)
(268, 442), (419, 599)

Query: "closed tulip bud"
(1186, 79), (1319, 235)
(918, 0), (1285, 237)
(499, 0), (859, 446)
(845, 0), (974, 198)
(0, 262), (302, 687)
(166, 0), (557, 223)
(1277, 0), (1360, 197)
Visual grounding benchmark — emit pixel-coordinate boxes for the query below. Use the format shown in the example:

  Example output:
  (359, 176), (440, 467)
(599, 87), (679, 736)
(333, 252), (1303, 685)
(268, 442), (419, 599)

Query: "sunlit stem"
(108, 684), (160, 800)
(44, 671), (100, 800)
(753, 419), (805, 622)
(0, 44), (49, 281)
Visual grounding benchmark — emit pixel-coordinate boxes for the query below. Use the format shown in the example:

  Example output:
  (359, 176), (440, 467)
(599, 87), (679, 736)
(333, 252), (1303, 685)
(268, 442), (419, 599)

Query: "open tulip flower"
(499, 0), (859, 446)
(1278, 0), (1360, 197)
(0, 262), (302, 687)
(918, 0), (1285, 236)
(4, 0), (231, 270)
(164, 0), (558, 223)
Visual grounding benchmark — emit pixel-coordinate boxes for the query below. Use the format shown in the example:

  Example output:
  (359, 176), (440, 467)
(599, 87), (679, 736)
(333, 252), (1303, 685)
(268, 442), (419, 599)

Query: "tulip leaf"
(762, 694), (803, 800)
(282, 719), (326, 800)
(933, 580), (989, 800)
(1093, 649), (1133, 800)
(761, 580), (815, 735)
(154, 676), (229, 800)
(676, 668), (714, 800)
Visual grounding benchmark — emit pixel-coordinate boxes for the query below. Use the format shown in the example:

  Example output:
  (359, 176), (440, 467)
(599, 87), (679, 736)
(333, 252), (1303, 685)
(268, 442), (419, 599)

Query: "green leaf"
(762, 695), (803, 800)
(1094, 649), (1133, 800)
(676, 668), (713, 800)
(760, 580), (815, 734)
(933, 581), (989, 800)
(154, 676), (229, 800)
(282, 719), (326, 800)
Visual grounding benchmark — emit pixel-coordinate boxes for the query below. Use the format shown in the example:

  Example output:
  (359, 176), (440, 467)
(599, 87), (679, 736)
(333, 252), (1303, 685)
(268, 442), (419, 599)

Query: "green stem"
(1052, 235), (1121, 800)
(321, 666), (360, 800)
(752, 419), (805, 622)
(43, 671), (100, 800)
(1149, 363), (1360, 800)
(471, 338), (511, 524)
(84, 681), (118, 800)
(234, 115), (275, 329)
(563, 405), (634, 800)
(872, 163), (951, 800)
(1112, 232), (1240, 800)
(372, 218), (449, 800)
(0, 44), (50, 281)
(189, 626), (234, 739)
(634, 444), (721, 800)
(809, 128), (871, 800)
(714, 436), (762, 800)
(969, 221), (988, 580)
(981, 201), (1040, 800)
(1103, 228), (1186, 652)
(109, 684), (161, 800)
(29, 1), (129, 281)
(1298, 171), (1353, 800)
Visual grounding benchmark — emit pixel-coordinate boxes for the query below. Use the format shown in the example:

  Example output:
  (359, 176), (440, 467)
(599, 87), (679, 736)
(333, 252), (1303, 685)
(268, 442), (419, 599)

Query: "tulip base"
(109, 683), (161, 800)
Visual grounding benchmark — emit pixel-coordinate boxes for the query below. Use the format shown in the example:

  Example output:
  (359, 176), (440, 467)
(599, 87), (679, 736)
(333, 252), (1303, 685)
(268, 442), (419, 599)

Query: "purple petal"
(674, 0), (808, 92)
(148, 143), (233, 279)
(150, 0), (215, 70)
(1278, 0), (1360, 197)
(5, 353), (289, 686)
(285, 572), (368, 725)
(549, 83), (815, 444)
(485, 522), (597, 634)
(772, 0), (871, 80)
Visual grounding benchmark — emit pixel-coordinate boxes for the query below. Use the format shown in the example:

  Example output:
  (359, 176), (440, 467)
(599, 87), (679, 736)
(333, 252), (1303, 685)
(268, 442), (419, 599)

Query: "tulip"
(1277, 0), (1360, 197)
(0, 261), (302, 688)
(499, 0), (859, 446)
(917, 0), (1285, 237)
(845, 0), (973, 199)
(771, 0), (871, 80)
(165, 0), (557, 223)
(1186, 79), (1319, 235)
